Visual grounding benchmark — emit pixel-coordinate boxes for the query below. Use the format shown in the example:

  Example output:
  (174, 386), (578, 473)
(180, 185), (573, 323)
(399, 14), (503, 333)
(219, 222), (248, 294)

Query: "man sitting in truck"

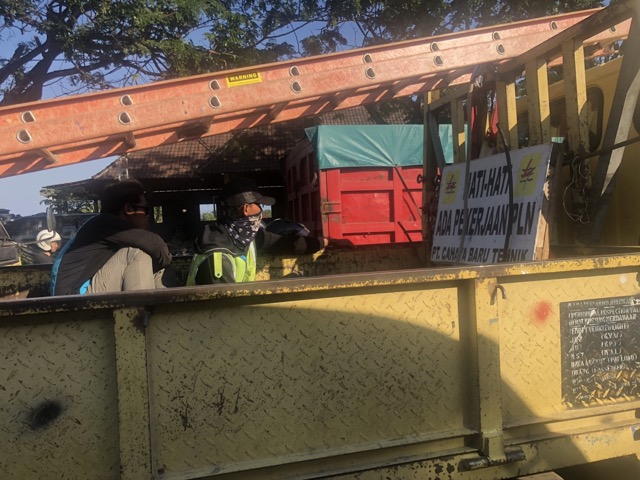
(51, 179), (172, 295)
(187, 177), (329, 285)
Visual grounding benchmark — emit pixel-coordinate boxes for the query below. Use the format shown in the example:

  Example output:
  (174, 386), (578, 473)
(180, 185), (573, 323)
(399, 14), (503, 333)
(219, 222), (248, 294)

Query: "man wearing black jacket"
(51, 179), (172, 295)
(188, 177), (328, 285)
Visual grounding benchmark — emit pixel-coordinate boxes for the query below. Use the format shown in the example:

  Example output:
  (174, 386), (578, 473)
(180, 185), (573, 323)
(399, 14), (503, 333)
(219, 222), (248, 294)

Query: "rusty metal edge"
(1, 253), (638, 317)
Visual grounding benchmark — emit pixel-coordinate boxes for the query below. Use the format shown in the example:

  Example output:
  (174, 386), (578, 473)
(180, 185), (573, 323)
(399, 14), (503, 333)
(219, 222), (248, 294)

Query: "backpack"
(186, 241), (256, 285)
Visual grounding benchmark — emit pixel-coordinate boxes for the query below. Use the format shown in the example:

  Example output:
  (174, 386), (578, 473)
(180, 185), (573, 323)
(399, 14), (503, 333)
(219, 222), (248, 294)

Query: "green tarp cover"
(305, 124), (455, 170)
(305, 125), (423, 170)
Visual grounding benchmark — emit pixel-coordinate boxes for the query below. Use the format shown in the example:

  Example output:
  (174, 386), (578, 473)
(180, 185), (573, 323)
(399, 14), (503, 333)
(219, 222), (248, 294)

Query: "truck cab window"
(154, 206), (164, 224)
(199, 204), (216, 222)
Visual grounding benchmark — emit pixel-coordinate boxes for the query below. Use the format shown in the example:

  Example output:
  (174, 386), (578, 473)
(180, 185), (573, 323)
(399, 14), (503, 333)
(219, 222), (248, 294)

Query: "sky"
(0, 158), (115, 217)
(0, 35), (116, 217)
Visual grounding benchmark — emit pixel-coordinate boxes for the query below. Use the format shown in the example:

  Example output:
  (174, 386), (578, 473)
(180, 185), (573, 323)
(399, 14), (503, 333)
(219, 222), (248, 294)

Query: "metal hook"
(490, 285), (507, 305)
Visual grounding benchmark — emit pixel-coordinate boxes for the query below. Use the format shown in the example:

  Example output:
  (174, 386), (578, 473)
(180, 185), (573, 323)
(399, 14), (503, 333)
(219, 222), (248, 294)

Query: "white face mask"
(247, 213), (263, 232)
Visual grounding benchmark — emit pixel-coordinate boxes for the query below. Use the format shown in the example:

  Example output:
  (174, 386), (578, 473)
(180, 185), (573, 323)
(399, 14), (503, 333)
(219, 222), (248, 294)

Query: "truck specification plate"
(560, 295), (640, 408)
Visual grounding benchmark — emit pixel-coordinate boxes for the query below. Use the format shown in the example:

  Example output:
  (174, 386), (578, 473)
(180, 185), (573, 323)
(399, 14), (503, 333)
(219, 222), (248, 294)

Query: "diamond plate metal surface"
(0, 311), (120, 479)
(147, 287), (467, 477)
(498, 271), (640, 424)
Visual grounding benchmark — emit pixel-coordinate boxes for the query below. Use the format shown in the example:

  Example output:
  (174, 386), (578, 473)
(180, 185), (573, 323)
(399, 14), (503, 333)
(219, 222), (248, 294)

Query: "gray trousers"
(86, 247), (167, 294)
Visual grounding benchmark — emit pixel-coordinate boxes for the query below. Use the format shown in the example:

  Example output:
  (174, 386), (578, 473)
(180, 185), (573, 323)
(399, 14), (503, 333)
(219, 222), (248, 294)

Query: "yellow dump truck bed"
(1, 252), (639, 479)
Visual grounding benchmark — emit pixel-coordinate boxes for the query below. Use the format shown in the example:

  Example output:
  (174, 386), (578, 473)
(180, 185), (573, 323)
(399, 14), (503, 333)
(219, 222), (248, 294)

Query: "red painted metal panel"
(286, 153), (423, 245)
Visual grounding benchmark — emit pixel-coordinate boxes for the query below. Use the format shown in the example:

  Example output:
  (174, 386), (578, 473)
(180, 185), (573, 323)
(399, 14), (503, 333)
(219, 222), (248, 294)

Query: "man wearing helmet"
(21, 229), (62, 265)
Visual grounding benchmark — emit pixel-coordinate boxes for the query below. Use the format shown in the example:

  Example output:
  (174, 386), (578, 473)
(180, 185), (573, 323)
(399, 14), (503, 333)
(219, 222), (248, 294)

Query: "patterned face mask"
(224, 213), (262, 249)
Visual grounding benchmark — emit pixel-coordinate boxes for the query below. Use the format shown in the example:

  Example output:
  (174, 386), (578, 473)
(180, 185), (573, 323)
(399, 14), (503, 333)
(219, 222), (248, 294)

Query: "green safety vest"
(186, 241), (257, 285)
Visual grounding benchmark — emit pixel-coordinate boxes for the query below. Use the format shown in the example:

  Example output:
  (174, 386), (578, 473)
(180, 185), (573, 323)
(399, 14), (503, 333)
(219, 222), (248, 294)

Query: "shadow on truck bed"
(2, 254), (639, 478)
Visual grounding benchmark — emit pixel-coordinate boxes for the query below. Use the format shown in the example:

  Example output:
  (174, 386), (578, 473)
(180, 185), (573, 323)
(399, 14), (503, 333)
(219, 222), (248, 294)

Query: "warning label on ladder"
(226, 72), (262, 87)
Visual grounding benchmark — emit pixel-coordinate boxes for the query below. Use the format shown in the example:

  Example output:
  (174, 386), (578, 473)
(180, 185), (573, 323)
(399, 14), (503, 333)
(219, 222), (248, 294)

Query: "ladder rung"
(35, 148), (58, 164)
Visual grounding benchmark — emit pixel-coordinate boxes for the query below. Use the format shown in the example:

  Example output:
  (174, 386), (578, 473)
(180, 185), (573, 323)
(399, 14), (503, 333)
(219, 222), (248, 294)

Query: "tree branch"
(0, 41), (49, 85)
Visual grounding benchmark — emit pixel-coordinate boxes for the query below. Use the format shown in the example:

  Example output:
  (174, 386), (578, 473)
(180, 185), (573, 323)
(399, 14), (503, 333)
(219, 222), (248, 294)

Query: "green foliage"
(154, 206), (164, 224)
(40, 186), (98, 214)
(0, 0), (605, 106)
(0, 0), (226, 104)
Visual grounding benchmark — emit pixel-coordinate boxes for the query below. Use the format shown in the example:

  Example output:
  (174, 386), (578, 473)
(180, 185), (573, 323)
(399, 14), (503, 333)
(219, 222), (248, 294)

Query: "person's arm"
(103, 225), (171, 270)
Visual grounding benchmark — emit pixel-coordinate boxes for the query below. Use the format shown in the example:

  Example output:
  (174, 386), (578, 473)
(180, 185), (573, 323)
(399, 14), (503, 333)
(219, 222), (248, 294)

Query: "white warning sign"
(431, 143), (554, 265)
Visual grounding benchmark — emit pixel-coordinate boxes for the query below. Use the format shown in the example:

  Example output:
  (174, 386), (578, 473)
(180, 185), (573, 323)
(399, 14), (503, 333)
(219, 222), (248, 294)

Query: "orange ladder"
(0, 4), (632, 178)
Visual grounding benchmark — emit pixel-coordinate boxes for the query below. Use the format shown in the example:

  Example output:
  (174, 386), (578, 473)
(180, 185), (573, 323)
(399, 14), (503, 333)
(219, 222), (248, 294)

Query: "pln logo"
(515, 154), (541, 197)
(442, 170), (460, 204)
